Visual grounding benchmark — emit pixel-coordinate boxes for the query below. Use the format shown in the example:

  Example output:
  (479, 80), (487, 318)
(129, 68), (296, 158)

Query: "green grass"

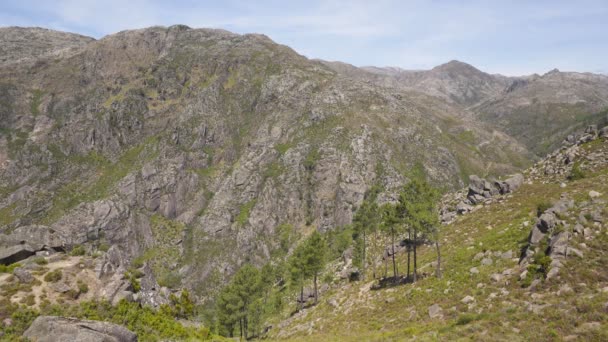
(30, 89), (43, 116)
(236, 200), (256, 226)
(269, 139), (608, 341)
(0, 202), (18, 226)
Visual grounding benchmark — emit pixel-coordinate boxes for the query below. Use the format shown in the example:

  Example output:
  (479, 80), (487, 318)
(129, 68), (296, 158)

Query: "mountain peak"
(432, 60), (481, 73)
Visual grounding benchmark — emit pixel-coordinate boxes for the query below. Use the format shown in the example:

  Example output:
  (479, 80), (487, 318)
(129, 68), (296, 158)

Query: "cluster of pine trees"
(353, 178), (442, 283)
(215, 178), (442, 338)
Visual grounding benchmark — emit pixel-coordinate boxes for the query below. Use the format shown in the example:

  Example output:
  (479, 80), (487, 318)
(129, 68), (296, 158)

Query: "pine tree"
(217, 263), (262, 339)
(304, 231), (327, 304)
(288, 230), (328, 309)
(353, 186), (380, 279)
(380, 203), (401, 280)
(399, 178), (441, 282)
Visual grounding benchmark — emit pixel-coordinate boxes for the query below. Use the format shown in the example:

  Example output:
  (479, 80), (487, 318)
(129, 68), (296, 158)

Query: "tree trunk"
(435, 241), (442, 278)
(244, 316), (248, 340)
(300, 285), (304, 311)
(391, 226), (397, 279)
(314, 273), (318, 304)
(363, 230), (367, 277)
(240, 318), (243, 340)
(407, 228), (411, 281)
(372, 230), (378, 279)
(413, 228), (417, 282)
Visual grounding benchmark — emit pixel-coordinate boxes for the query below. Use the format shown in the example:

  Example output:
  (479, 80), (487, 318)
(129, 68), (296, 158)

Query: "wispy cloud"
(0, 0), (607, 75)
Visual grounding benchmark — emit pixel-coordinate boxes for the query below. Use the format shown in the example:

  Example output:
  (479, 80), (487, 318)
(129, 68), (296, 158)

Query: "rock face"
(23, 316), (137, 342)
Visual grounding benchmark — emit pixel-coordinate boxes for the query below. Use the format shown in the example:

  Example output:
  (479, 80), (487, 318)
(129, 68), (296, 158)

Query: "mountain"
(0, 27), (94, 66)
(329, 60), (608, 155)
(0, 26), (531, 301)
(362, 60), (512, 107)
(0, 25), (607, 340)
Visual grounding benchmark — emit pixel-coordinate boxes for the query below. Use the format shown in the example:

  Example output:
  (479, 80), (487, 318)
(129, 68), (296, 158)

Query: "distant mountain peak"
(432, 60), (482, 74)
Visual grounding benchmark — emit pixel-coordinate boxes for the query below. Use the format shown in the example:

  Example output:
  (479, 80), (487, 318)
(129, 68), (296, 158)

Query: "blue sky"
(1, 0), (607, 76)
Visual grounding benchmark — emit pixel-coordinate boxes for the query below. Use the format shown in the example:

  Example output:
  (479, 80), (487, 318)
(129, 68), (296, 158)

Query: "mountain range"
(1, 25), (607, 312)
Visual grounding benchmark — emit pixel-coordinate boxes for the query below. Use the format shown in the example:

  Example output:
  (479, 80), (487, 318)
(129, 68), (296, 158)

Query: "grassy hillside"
(270, 138), (608, 341)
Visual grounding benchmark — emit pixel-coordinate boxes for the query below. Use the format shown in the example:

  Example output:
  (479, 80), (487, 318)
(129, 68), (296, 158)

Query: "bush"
(536, 201), (552, 217)
(32, 256), (48, 265)
(124, 271), (141, 293)
(70, 245), (86, 256)
(568, 162), (585, 181)
(44, 269), (62, 283)
(0, 262), (21, 273)
(20, 294), (36, 306)
(456, 313), (478, 325)
(98, 242), (111, 252)
(158, 271), (182, 289)
(77, 280), (89, 294)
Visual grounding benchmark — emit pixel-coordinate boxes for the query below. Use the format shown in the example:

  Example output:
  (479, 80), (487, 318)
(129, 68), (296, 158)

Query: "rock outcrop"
(23, 316), (137, 342)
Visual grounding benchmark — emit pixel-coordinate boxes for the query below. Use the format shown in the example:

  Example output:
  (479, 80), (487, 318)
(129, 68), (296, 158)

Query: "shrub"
(124, 271), (141, 293)
(456, 313), (477, 325)
(70, 245), (86, 256)
(77, 280), (89, 294)
(98, 242), (110, 252)
(0, 262), (21, 273)
(20, 294), (36, 306)
(568, 162), (585, 181)
(44, 269), (62, 283)
(158, 271), (182, 289)
(536, 201), (552, 217)
(32, 256), (48, 265)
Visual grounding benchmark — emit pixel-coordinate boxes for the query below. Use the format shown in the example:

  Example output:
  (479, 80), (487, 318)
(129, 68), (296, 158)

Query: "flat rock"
(461, 295), (475, 304)
(23, 316), (137, 342)
(428, 304), (443, 318)
(481, 258), (493, 266)
(490, 273), (503, 283)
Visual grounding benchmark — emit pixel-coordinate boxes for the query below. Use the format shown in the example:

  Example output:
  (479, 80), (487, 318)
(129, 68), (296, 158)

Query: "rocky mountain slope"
(0, 26), (533, 302)
(271, 126), (608, 341)
(328, 61), (608, 156)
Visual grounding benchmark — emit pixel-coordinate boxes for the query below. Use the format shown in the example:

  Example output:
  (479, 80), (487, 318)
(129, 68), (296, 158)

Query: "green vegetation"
(536, 200), (553, 216)
(0, 299), (217, 342)
(236, 200), (256, 227)
(0, 262), (21, 274)
(568, 161), (586, 180)
(41, 136), (160, 225)
(217, 264), (264, 338)
(77, 280), (89, 294)
(353, 185), (380, 278)
(289, 231), (328, 309)
(70, 245), (86, 256)
(0, 202), (18, 226)
(274, 142), (292, 155)
(32, 257), (48, 266)
(43, 269), (62, 283)
(30, 89), (43, 116)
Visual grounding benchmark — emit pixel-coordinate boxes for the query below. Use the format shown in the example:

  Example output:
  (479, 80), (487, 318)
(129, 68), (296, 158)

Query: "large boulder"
(0, 244), (36, 265)
(468, 175), (485, 195)
(538, 212), (557, 233)
(529, 226), (546, 245)
(13, 267), (34, 283)
(23, 316), (137, 342)
(500, 174), (524, 194)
